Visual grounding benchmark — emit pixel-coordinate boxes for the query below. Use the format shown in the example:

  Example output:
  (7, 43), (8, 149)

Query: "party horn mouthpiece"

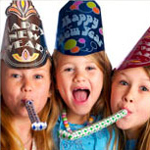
(25, 100), (47, 131)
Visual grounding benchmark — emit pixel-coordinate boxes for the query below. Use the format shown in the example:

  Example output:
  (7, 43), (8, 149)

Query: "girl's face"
(1, 60), (51, 119)
(111, 67), (150, 138)
(56, 54), (103, 120)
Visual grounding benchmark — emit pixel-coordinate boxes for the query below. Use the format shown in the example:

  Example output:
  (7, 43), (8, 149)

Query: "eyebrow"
(116, 72), (128, 78)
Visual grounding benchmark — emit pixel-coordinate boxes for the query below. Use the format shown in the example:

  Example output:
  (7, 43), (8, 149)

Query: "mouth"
(21, 99), (33, 104)
(121, 107), (132, 116)
(72, 88), (90, 103)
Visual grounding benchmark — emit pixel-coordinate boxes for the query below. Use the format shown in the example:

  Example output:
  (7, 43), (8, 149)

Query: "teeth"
(74, 88), (89, 92)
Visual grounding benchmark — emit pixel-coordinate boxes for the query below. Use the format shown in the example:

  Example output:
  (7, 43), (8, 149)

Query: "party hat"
(55, 0), (104, 56)
(1, 0), (50, 68)
(118, 27), (150, 70)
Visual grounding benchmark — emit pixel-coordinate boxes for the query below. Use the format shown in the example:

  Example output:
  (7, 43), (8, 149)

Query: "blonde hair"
(52, 50), (117, 150)
(135, 66), (150, 150)
(112, 66), (150, 150)
(1, 59), (59, 150)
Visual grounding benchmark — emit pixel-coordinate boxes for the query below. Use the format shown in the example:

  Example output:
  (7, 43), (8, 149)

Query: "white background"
(0, 0), (150, 68)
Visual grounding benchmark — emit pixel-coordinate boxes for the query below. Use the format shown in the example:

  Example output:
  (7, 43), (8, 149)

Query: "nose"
(21, 78), (33, 92)
(73, 70), (86, 83)
(123, 88), (134, 103)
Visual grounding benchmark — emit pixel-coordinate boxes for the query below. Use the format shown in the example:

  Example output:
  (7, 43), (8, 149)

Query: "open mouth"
(73, 88), (90, 102)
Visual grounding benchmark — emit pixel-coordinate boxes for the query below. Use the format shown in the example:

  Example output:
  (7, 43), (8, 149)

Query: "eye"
(11, 74), (20, 78)
(64, 68), (74, 72)
(34, 75), (43, 79)
(119, 80), (128, 86)
(86, 66), (95, 70)
(140, 86), (149, 91)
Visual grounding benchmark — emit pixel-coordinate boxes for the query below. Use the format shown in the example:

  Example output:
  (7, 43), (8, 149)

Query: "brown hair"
(133, 66), (150, 150)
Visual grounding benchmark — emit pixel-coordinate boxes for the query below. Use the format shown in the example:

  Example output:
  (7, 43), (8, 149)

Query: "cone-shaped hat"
(55, 0), (104, 56)
(1, 0), (50, 68)
(118, 27), (150, 70)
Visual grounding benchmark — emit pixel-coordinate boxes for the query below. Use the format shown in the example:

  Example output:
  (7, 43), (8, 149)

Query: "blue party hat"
(55, 0), (104, 56)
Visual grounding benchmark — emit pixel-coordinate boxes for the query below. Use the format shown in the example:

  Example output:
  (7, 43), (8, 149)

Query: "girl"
(111, 27), (150, 150)
(52, 1), (117, 150)
(1, 0), (58, 150)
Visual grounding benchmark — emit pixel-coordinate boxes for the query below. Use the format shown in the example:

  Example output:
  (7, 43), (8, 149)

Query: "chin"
(77, 110), (90, 116)
(116, 121), (130, 130)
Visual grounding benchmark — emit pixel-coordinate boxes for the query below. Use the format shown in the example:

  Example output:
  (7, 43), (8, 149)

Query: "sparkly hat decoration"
(118, 27), (150, 70)
(55, 0), (104, 56)
(1, 0), (50, 68)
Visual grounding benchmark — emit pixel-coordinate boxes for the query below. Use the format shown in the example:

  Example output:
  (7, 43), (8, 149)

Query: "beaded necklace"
(62, 109), (94, 133)
(59, 109), (128, 140)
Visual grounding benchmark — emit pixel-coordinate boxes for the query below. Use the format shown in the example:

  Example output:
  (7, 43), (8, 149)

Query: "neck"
(12, 117), (33, 149)
(62, 109), (94, 134)
(24, 138), (32, 150)
(66, 110), (88, 124)
(125, 127), (142, 139)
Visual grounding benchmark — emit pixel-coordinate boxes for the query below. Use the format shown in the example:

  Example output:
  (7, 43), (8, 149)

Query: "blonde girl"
(111, 27), (150, 150)
(1, 0), (58, 149)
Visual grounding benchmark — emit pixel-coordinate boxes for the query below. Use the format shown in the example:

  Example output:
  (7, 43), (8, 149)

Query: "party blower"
(59, 109), (128, 140)
(25, 100), (47, 131)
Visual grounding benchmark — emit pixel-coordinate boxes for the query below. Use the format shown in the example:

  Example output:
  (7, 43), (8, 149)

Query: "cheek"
(95, 82), (103, 96)
(57, 84), (68, 100)
(2, 84), (17, 101)
(111, 82), (121, 101)
(42, 84), (51, 94)
(137, 101), (150, 119)
(56, 79), (65, 93)
(56, 80), (71, 103)
(110, 87), (116, 101)
(1, 78), (10, 95)
(93, 73), (103, 88)
(36, 81), (51, 97)
(110, 89), (119, 112)
(56, 73), (65, 89)
(56, 75), (69, 91)
(56, 79), (67, 101)
(2, 92), (16, 114)
(36, 89), (50, 111)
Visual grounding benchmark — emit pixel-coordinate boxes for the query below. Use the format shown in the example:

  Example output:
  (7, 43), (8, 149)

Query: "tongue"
(73, 90), (88, 102)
